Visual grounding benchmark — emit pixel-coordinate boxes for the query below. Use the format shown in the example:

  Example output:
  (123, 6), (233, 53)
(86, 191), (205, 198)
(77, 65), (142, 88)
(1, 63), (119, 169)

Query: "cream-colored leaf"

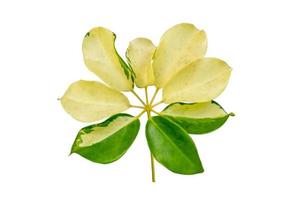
(152, 23), (207, 88)
(163, 58), (231, 103)
(83, 27), (134, 91)
(161, 102), (227, 119)
(78, 115), (135, 147)
(126, 38), (156, 88)
(61, 80), (130, 122)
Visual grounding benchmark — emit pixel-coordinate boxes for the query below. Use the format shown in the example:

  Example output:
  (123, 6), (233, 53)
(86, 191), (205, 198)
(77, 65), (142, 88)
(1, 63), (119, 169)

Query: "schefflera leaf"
(146, 116), (203, 174)
(152, 23), (207, 88)
(126, 38), (156, 88)
(83, 27), (135, 91)
(163, 58), (231, 103)
(161, 101), (234, 134)
(71, 113), (140, 164)
(61, 80), (130, 122)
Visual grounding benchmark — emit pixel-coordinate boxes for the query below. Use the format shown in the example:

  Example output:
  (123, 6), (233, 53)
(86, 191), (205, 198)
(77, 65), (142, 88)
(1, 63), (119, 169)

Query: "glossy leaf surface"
(146, 116), (203, 174)
(161, 101), (233, 134)
(71, 114), (140, 164)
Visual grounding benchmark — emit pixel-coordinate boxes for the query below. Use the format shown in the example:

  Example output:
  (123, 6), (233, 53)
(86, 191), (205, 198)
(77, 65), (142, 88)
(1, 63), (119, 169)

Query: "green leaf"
(71, 113), (140, 164)
(146, 116), (203, 174)
(161, 101), (234, 134)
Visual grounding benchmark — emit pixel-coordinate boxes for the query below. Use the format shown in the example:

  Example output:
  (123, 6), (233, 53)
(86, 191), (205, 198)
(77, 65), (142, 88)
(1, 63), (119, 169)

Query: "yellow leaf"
(152, 23), (207, 88)
(61, 80), (130, 122)
(163, 58), (231, 103)
(126, 38), (156, 88)
(161, 101), (228, 118)
(83, 27), (133, 91)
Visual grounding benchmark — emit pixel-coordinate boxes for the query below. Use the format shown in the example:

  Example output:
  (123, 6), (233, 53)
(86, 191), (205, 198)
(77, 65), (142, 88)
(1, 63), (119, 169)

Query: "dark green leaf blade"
(71, 113), (140, 164)
(161, 101), (234, 134)
(146, 116), (203, 174)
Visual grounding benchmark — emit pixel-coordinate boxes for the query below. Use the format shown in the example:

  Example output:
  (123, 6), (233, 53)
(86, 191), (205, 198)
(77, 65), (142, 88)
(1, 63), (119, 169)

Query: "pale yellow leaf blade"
(126, 38), (156, 88)
(77, 115), (136, 147)
(161, 101), (227, 119)
(163, 58), (231, 103)
(82, 27), (134, 91)
(61, 80), (130, 122)
(152, 23), (207, 88)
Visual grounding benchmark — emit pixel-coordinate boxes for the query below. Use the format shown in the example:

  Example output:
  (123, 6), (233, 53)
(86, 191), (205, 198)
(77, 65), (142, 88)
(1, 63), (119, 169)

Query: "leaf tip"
(69, 145), (79, 156)
(229, 112), (235, 117)
(85, 32), (90, 37)
(198, 167), (205, 174)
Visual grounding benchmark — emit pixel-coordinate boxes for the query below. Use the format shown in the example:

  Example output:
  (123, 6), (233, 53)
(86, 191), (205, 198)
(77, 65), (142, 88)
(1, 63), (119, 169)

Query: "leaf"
(71, 113), (140, 164)
(161, 101), (234, 134)
(152, 23), (207, 88)
(61, 80), (130, 122)
(126, 38), (156, 88)
(163, 57), (231, 103)
(82, 27), (134, 91)
(146, 116), (203, 174)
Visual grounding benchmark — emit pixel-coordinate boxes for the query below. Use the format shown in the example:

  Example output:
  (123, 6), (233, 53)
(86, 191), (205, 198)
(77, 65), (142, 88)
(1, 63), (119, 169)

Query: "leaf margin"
(70, 113), (140, 164)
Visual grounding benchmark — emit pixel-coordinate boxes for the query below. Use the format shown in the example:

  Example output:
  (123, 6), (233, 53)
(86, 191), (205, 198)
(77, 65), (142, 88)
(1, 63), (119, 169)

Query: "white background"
(0, 0), (300, 199)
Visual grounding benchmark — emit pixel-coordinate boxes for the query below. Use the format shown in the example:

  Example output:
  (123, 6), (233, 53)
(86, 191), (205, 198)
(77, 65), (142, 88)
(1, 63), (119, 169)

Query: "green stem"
(130, 105), (145, 109)
(145, 87), (156, 182)
(135, 110), (146, 119)
(151, 100), (163, 108)
(145, 87), (149, 105)
(131, 90), (146, 106)
(151, 109), (161, 116)
(147, 109), (156, 182)
(149, 88), (159, 106)
(150, 151), (156, 182)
